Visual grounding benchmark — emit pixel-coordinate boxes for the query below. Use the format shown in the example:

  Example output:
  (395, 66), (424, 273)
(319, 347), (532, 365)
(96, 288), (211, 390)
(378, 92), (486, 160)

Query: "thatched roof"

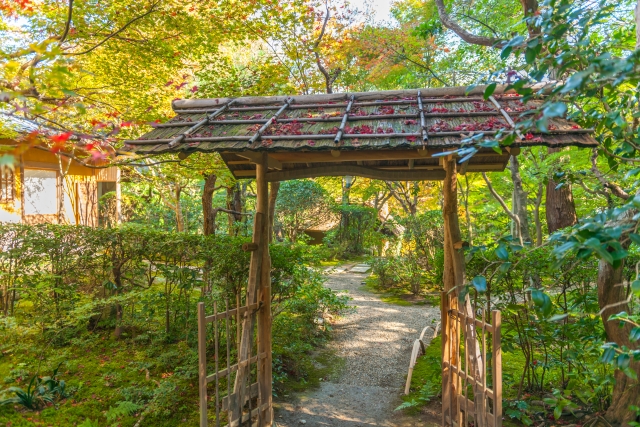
(126, 85), (597, 181)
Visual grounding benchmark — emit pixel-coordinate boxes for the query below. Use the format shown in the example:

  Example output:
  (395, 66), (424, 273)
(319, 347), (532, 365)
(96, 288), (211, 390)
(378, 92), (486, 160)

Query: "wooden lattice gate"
(197, 164), (273, 427)
(441, 292), (502, 427)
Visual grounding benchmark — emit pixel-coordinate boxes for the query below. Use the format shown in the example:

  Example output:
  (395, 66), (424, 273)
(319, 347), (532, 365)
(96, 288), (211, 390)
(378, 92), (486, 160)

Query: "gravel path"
(274, 265), (441, 427)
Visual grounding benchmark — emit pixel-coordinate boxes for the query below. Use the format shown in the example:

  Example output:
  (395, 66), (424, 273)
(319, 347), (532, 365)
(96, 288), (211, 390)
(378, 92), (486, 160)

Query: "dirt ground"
(274, 265), (442, 427)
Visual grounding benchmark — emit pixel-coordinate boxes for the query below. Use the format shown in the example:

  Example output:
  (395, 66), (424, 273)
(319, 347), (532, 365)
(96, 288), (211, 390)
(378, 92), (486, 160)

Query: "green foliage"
(0, 363), (67, 410)
(394, 381), (437, 411)
(105, 401), (142, 423)
(328, 205), (380, 256)
(0, 222), (349, 425)
(275, 180), (336, 242)
(397, 335), (443, 414)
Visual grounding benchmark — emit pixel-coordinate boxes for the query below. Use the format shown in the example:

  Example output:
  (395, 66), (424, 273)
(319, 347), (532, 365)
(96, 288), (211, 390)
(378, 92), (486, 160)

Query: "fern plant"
(106, 401), (142, 425)
(395, 381), (437, 411)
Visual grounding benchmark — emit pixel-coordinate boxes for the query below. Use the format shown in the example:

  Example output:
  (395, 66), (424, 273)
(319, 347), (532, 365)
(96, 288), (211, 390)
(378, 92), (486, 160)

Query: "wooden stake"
(492, 310), (503, 427)
(441, 292), (452, 426)
(214, 302), (220, 427)
(198, 302), (208, 427)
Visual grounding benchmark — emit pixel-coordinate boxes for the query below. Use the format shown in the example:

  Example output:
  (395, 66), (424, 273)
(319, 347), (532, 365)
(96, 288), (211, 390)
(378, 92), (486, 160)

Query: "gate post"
(442, 157), (463, 427)
(257, 153), (273, 426)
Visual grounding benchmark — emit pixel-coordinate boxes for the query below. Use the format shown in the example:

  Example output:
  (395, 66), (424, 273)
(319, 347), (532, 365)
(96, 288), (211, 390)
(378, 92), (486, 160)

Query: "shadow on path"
(274, 266), (441, 427)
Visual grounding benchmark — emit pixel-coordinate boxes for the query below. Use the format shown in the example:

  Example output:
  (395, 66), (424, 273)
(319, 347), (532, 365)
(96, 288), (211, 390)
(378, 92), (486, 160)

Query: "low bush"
(0, 223), (349, 425)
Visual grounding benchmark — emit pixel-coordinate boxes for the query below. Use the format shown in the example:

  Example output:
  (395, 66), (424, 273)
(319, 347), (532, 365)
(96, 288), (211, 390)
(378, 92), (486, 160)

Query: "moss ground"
(0, 333), (199, 426)
(361, 275), (428, 307)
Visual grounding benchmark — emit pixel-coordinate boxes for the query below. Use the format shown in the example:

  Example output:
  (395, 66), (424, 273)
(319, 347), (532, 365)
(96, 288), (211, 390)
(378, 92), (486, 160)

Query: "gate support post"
(442, 157), (464, 427)
(257, 152), (273, 426)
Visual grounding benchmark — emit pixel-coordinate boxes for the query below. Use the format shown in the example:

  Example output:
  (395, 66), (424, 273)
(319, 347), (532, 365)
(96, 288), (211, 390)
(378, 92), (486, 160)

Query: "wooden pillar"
(257, 153), (273, 426)
(442, 157), (464, 426)
(443, 157), (464, 292)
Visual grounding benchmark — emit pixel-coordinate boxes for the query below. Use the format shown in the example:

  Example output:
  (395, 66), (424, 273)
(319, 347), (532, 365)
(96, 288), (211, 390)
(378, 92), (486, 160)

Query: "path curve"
(275, 265), (441, 427)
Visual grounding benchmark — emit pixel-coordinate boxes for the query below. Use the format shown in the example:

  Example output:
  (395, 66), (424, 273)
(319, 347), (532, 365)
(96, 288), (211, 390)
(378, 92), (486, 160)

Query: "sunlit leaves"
(530, 289), (552, 317)
(471, 275), (487, 292)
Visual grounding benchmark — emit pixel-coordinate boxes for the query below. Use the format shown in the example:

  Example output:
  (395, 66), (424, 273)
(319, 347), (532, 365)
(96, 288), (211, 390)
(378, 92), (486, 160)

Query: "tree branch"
(482, 172), (524, 245)
(59, 0), (74, 44)
(434, 0), (505, 47)
(64, 3), (159, 56)
(591, 149), (630, 200)
(313, 0), (335, 93)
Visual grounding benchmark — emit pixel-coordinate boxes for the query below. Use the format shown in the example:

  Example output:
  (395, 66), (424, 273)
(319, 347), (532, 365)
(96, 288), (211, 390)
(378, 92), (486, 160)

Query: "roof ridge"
(171, 83), (556, 111)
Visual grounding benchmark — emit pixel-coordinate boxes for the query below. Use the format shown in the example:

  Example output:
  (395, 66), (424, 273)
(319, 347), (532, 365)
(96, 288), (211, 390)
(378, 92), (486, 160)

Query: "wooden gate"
(441, 292), (502, 427)
(197, 208), (273, 427)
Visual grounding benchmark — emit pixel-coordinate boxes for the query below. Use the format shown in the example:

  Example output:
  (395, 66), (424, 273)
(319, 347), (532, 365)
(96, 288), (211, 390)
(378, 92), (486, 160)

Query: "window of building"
(24, 169), (58, 215)
(0, 167), (14, 203)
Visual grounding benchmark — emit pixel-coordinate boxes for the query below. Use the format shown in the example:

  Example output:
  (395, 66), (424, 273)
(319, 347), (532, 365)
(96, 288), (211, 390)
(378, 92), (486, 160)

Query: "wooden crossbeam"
(236, 152), (282, 170)
(264, 165), (446, 182)
(266, 149), (507, 164)
(222, 382), (259, 411)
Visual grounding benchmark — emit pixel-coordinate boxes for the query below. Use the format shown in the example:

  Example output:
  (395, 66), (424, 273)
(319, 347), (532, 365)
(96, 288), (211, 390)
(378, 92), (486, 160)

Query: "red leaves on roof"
(262, 120), (305, 136)
(472, 101), (495, 112)
(428, 120), (451, 132)
(453, 117), (507, 132)
(378, 106), (395, 115)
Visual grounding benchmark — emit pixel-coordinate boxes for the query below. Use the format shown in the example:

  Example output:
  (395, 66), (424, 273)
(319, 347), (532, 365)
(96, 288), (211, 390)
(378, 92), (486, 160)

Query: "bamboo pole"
(417, 91), (429, 142)
(171, 84), (542, 110)
(214, 302), (220, 427)
(441, 292), (450, 426)
(492, 311), (502, 427)
(334, 95), (355, 144)
(198, 302), (208, 427)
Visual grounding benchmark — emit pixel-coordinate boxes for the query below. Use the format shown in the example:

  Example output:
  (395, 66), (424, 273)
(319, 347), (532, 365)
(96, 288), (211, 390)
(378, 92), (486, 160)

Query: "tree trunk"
(510, 155), (532, 244)
(463, 175), (473, 245)
(226, 184), (243, 235)
(636, 0), (640, 50)
(597, 258), (640, 426)
(202, 174), (218, 236)
(174, 184), (184, 232)
(546, 148), (578, 233)
(534, 182), (544, 246)
(268, 182), (280, 242)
